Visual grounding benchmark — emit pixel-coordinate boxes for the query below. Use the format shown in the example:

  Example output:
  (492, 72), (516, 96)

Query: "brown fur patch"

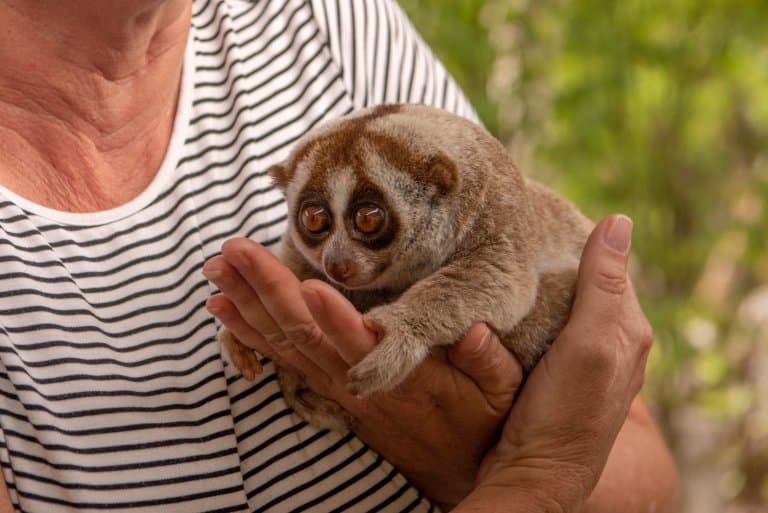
(274, 104), (458, 196)
(267, 163), (290, 189)
(287, 105), (404, 188)
(364, 133), (459, 195)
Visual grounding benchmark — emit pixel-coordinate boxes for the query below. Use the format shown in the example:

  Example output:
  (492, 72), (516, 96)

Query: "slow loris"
(219, 104), (590, 431)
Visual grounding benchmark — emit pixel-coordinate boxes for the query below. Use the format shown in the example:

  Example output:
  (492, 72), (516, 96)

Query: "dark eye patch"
(345, 181), (399, 250)
(295, 189), (332, 247)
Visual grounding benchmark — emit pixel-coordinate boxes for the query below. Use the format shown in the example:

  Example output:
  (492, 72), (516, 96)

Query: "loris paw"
(348, 310), (431, 396)
(278, 368), (352, 432)
(218, 327), (262, 380)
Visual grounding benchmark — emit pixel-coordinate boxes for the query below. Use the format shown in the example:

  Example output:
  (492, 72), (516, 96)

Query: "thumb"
(569, 214), (633, 326)
(448, 323), (523, 415)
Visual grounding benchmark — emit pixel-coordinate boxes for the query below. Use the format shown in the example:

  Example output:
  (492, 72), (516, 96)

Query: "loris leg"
(348, 244), (539, 396)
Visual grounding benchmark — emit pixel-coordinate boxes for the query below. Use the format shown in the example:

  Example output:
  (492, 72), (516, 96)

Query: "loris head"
(268, 105), (471, 292)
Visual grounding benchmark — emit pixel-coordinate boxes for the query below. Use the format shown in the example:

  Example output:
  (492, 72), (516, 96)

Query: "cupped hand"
(454, 215), (655, 513)
(203, 238), (522, 508)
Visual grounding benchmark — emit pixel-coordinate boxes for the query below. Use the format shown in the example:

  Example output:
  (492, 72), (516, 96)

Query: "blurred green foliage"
(399, 0), (768, 511)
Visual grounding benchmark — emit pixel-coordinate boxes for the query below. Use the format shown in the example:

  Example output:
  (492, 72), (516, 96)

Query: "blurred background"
(397, 1), (768, 512)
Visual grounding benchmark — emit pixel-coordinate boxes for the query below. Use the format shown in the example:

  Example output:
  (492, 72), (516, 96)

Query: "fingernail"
(477, 326), (492, 353)
(604, 215), (633, 254)
(207, 304), (222, 317)
(204, 268), (231, 290)
(465, 325), (492, 358)
(202, 268), (222, 281)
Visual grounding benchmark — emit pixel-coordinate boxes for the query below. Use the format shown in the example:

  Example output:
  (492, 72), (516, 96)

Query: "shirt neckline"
(0, 30), (195, 227)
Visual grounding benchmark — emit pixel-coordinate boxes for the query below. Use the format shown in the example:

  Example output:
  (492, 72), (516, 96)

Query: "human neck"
(0, 0), (192, 212)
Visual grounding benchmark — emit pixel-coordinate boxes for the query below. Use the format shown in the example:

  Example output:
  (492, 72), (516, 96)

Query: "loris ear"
(268, 163), (293, 190)
(425, 155), (459, 195)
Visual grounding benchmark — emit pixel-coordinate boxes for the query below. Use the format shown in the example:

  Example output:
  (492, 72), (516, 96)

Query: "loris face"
(289, 169), (401, 289)
(268, 106), (461, 293)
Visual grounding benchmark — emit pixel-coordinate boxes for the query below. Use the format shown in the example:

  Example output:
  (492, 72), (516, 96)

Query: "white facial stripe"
(326, 167), (355, 223)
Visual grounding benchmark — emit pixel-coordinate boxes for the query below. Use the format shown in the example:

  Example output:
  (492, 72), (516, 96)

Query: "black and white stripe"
(0, 0), (474, 511)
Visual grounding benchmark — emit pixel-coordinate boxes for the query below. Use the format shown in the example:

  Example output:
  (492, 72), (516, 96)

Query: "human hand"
(454, 215), (654, 513)
(203, 238), (522, 508)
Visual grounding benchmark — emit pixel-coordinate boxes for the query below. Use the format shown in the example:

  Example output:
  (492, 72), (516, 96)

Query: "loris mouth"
(325, 274), (378, 290)
(322, 261), (377, 290)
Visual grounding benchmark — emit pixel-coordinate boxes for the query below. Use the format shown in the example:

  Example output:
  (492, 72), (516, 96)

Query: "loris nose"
(325, 259), (355, 283)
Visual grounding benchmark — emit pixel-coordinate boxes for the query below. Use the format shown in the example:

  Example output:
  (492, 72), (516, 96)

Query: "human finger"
(203, 255), (282, 341)
(206, 292), (281, 365)
(447, 323), (523, 416)
(221, 238), (314, 343)
(569, 214), (632, 331)
(300, 279), (377, 365)
(220, 239), (351, 379)
(531, 213), (652, 430)
(205, 256), (318, 375)
(207, 289), (335, 385)
(563, 214), (653, 376)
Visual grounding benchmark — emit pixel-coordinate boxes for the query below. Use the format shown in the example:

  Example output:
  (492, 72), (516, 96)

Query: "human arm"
(0, 476), (13, 513)
(583, 397), (678, 513)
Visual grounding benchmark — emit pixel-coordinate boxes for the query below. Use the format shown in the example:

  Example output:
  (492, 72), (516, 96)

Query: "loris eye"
(354, 206), (385, 234)
(301, 205), (331, 234)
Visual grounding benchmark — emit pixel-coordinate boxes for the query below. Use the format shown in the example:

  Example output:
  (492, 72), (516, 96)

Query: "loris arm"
(348, 242), (539, 396)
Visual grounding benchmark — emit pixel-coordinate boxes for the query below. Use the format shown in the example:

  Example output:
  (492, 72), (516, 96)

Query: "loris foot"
(218, 327), (262, 380)
(278, 368), (352, 432)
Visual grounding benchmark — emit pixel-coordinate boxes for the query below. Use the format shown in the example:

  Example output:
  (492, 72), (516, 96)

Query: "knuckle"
(594, 268), (627, 296)
(636, 319), (654, 352)
(263, 330), (288, 346)
(622, 313), (654, 355)
(258, 275), (288, 297)
(581, 339), (618, 372)
(282, 321), (325, 348)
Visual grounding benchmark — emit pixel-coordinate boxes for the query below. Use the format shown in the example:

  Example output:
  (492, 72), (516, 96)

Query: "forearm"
(581, 397), (679, 513)
(452, 397), (678, 513)
(453, 488), (560, 513)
